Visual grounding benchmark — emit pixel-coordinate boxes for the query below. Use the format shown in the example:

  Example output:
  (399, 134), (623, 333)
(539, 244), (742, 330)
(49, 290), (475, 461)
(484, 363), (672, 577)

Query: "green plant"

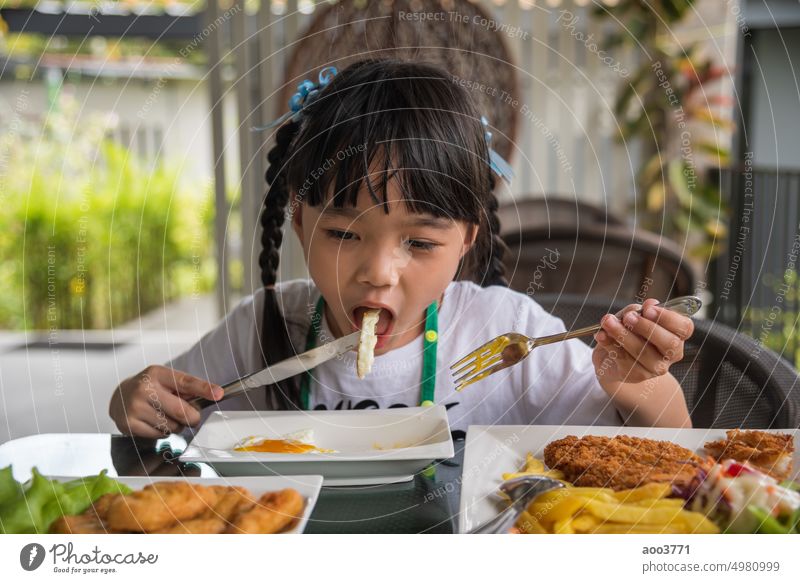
(595, 0), (733, 261)
(742, 270), (800, 367)
(0, 93), (215, 329)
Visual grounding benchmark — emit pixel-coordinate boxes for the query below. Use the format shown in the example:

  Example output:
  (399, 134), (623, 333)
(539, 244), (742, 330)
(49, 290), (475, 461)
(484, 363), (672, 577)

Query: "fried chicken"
(49, 496), (126, 534)
(704, 429), (794, 481)
(225, 488), (305, 534)
(49, 483), (305, 534)
(543, 435), (711, 491)
(49, 511), (109, 534)
(155, 517), (228, 534)
(106, 482), (219, 532)
(205, 486), (254, 518)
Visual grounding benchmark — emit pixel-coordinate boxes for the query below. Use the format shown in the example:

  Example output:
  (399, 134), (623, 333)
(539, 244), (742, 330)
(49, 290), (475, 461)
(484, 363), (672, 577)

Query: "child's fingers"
(152, 385), (202, 427)
(128, 399), (183, 436)
(135, 391), (183, 432)
(125, 419), (167, 439)
(621, 310), (684, 361)
(150, 366), (224, 401)
(600, 314), (664, 374)
(642, 303), (695, 340)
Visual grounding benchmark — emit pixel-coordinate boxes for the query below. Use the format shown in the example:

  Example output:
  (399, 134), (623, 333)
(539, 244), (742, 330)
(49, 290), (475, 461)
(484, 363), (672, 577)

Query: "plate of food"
(0, 465), (322, 534)
(459, 425), (799, 534)
(179, 405), (454, 485)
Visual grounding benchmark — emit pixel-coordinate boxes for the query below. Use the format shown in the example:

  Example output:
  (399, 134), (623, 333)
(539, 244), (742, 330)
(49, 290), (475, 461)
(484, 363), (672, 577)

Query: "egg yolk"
(234, 439), (328, 454)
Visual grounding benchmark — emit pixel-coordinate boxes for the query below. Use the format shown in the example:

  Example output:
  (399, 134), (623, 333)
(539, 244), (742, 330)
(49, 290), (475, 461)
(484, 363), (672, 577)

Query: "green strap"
(300, 296), (439, 410)
(419, 301), (438, 405)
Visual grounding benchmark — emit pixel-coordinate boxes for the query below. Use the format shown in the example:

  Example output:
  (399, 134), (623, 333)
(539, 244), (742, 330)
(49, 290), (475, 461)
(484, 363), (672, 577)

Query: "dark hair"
(259, 58), (508, 409)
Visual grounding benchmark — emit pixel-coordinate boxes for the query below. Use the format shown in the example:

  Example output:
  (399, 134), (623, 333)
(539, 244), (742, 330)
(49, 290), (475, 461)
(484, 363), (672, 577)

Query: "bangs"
(284, 60), (492, 223)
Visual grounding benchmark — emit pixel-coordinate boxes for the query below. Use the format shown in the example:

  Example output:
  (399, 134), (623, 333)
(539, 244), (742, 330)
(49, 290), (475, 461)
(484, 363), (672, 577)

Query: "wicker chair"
(499, 198), (698, 301)
(535, 294), (800, 429)
(497, 196), (625, 233)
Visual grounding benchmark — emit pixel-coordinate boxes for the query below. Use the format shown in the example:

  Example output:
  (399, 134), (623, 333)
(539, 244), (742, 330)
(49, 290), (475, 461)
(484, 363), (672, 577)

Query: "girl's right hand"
(109, 365), (224, 438)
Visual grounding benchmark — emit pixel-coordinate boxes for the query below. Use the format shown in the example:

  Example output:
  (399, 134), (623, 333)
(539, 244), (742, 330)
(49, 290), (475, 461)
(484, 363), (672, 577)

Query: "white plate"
(180, 406), (455, 486)
(49, 474), (323, 534)
(459, 425), (800, 534)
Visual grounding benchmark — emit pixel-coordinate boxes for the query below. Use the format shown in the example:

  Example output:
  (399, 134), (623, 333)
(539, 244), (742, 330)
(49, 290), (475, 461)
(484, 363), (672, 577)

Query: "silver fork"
(468, 475), (564, 534)
(450, 295), (702, 391)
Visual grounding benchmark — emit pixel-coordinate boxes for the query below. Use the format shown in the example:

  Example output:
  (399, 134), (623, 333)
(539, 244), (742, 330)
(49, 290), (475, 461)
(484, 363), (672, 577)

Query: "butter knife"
(189, 331), (361, 409)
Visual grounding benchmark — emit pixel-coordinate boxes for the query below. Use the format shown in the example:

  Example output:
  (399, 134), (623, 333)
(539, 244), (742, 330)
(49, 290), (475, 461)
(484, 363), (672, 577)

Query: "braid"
(482, 173), (509, 288)
(259, 120), (303, 410)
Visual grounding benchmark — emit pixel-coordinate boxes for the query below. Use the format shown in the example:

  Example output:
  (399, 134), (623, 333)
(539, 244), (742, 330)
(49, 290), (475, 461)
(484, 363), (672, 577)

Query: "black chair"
(496, 196), (625, 232)
(535, 294), (800, 429)
(499, 198), (698, 301)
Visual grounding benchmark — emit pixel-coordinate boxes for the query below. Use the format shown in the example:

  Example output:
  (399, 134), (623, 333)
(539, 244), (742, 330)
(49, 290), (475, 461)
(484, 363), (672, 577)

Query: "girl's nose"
(356, 242), (409, 288)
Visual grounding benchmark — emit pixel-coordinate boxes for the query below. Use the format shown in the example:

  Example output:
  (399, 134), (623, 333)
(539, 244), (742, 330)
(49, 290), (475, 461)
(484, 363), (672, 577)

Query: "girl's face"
(291, 179), (477, 355)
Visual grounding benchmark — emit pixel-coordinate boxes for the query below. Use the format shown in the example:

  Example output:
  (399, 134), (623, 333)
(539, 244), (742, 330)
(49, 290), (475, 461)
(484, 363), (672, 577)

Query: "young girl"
(109, 59), (693, 439)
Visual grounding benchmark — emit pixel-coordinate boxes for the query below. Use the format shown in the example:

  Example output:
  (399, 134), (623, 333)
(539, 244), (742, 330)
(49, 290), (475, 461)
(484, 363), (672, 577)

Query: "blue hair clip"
(252, 66), (339, 131)
(481, 115), (515, 186)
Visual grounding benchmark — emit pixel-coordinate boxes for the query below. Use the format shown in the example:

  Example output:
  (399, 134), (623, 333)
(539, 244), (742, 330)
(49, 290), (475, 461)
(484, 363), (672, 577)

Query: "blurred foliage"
(595, 0), (732, 262)
(0, 0), (208, 66)
(743, 270), (800, 367)
(1, 32), (208, 65)
(0, 93), (215, 330)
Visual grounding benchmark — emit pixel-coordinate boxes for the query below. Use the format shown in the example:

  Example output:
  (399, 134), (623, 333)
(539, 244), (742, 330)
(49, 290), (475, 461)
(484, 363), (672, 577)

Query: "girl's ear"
(461, 223), (478, 258)
(291, 200), (304, 246)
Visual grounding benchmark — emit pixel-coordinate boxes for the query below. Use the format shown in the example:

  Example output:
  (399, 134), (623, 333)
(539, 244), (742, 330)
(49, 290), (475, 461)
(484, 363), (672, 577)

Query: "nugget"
(91, 493), (119, 520)
(49, 512), (108, 534)
(49, 503), (128, 534)
(225, 488), (304, 534)
(704, 429), (794, 481)
(155, 517), (227, 534)
(106, 481), (218, 532)
(544, 435), (711, 491)
(201, 486), (257, 523)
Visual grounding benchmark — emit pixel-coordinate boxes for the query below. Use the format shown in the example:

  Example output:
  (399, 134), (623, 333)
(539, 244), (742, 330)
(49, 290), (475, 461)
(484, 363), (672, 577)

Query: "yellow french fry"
(672, 511), (720, 534)
(590, 523), (686, 534)
(566, 488), (620, 502)
(501, 470), (565, 481)
(532, 495), (590, 526)
(625, 499), (686, 511)
(524, 454), (546, 473)
(553, 516), (575, 534)
(583, 500), (684, 524)
(613, 483), (672, 502)
(516, 510), (547, 534)
(571, 512), (600, 533)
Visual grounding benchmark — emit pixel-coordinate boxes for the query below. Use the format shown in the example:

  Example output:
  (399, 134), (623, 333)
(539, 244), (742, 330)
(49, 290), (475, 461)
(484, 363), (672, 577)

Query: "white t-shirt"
(167, 279), (622, 437)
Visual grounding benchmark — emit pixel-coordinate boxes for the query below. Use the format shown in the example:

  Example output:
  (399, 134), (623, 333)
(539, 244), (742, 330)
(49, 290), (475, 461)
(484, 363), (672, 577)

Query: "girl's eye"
(404, 239), (438, 251)
(326, 229), (357, 241)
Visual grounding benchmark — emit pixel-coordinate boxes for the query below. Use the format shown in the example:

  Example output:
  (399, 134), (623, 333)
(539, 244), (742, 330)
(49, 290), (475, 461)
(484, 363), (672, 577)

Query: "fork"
(467, 475), (564, 534)
(450, 295), (702, 391)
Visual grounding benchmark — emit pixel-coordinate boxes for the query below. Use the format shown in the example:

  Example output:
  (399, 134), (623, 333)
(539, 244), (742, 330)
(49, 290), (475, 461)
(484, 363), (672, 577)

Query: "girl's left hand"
(591, 298), (694, 386)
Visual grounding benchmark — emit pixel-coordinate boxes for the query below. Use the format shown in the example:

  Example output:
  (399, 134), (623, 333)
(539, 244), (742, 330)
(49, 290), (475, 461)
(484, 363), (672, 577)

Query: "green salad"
(0, 465), (132, 534)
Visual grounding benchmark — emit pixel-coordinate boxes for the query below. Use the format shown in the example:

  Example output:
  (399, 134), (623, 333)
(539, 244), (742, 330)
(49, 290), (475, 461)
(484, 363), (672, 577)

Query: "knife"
(189, 331), (361, 409)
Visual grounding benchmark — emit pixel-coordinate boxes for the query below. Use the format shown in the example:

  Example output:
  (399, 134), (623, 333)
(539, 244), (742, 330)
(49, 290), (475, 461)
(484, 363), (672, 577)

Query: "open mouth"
(352, 305), (395, 349)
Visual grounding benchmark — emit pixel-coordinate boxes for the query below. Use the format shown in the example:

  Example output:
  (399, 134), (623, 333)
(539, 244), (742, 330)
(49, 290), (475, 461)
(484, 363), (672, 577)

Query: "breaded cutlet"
(704, 429), (794, 481)
(543, 435), (712, 491)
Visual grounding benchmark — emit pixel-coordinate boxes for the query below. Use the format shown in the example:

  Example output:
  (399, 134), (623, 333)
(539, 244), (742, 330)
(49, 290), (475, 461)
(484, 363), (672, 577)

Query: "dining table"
(0, 432), (466, 534)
